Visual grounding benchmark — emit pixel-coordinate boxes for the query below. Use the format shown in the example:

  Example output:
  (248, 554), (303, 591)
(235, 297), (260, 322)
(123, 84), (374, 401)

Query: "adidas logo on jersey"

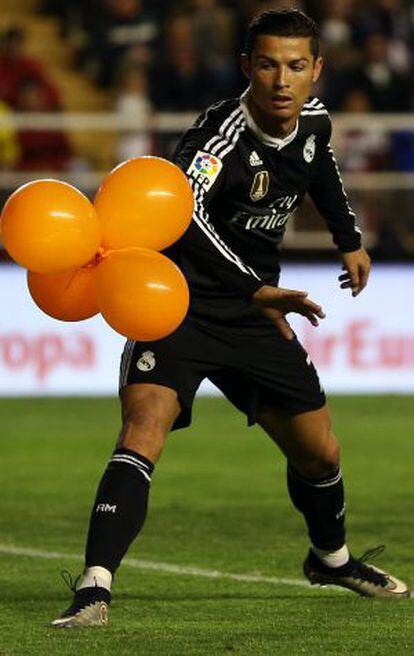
(249, 150), (263, 167)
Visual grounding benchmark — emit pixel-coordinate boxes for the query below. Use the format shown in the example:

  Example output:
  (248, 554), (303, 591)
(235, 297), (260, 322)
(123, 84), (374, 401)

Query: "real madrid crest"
(303, 134), (316, 163)
(250, 170), (269, 202)
(137, 350), (156, 372)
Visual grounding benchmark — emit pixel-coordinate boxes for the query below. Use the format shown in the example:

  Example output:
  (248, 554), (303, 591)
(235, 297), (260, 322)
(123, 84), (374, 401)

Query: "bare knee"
(258, 405), (341, 479)
(294, 431), (341, 479)
(117, 385), (181, 463)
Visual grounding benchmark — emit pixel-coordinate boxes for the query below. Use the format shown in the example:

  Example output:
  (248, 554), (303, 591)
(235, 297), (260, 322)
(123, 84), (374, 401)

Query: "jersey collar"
(240, 89), (299, 150)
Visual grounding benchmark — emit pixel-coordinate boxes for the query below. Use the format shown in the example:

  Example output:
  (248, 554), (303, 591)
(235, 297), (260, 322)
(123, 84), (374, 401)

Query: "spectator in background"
(15, 77), (72, 171)
(190, 0), (238, 97)
(317, 0), (361, 109)
(351, 31), (412, 112)
(39, 0), (100, 42)
(151, 14), (217, 111)
(84, 0), (158, 87)
(114, 64), (154, 162)
(324, 28), (412, 112)
(319, 0), (358, 63)
(0, 100), (20, 170)
(121, 40), (153, 71)
(334, 89), (391, 172)
(356, 0), (413, 75)
(332, 88), (391, 243)
(0, 27), (61, 110)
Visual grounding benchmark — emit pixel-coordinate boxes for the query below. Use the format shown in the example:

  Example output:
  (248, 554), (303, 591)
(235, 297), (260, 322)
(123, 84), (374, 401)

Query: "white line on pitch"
(0, 543), (318, 590)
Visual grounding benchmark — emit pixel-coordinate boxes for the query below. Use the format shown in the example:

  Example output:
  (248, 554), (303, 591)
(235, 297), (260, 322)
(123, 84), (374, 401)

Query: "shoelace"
(58, 570), (110, 619)
(351, 545), (388, 588)
(60, 570), (81, 594)
(359, 545), (386, 563)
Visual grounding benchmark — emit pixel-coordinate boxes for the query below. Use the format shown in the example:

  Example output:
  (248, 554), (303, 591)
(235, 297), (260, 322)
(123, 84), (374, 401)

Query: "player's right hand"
(252, 285), (326, 340)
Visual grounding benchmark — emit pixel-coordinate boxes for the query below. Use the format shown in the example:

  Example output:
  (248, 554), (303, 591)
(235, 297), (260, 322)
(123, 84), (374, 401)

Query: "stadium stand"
(0, 0), (414, 258)
(0, 0), (115, 171)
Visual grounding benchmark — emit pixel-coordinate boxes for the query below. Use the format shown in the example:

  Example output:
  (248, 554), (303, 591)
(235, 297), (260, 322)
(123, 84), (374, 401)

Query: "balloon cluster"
(1, 157), (194, 341)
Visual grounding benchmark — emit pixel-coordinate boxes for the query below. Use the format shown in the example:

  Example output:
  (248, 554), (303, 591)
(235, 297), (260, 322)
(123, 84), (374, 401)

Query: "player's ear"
(312, 56), (324, 83)
(241, 53), (251, 80)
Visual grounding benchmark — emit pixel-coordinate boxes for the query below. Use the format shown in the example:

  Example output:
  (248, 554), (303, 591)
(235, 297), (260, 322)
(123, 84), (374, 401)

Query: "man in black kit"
(53, 9), (409, 627)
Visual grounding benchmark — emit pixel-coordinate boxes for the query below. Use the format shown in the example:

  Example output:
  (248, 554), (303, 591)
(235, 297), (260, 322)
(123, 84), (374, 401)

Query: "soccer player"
(52, 9), (409, 627)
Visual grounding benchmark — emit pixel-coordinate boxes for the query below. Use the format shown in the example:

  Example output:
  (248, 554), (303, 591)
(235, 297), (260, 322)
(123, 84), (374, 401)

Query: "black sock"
(85, 448), (154, 574)
(287, 464), (346, 550)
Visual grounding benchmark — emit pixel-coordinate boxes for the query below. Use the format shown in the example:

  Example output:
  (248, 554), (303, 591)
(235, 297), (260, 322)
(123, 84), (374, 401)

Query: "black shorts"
(119, 314), (326, 431)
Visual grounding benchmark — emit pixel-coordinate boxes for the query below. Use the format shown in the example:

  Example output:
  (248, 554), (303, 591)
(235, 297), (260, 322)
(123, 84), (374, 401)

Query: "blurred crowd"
(0, 0), (413, 257)
(0, 26), (71, 172)
(39, 0), (414, 111)
(0, 0), (413, 165)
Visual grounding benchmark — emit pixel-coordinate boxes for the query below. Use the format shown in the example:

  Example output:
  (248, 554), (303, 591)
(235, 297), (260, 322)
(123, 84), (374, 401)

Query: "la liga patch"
(187, 151), (223, 191)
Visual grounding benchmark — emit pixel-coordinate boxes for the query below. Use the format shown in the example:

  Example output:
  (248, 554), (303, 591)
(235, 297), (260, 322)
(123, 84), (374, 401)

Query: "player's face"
(241, 35), (323, 129)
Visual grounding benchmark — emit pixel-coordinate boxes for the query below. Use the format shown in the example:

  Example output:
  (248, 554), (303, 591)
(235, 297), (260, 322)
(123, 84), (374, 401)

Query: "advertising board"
(1, 264), (413, 395)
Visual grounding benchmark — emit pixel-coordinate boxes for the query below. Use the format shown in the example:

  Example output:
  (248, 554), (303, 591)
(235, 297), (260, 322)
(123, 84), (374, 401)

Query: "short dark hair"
(245, 9), (320, 59)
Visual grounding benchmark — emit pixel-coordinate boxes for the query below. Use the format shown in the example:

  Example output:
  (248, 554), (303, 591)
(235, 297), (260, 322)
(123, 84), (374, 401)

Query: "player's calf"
(52, 384), (180, 628)
(51, 443), (153, 629)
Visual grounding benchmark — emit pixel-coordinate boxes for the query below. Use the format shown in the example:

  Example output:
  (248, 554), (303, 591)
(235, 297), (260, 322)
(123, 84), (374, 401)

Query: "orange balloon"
(96, 248), (189, 341)
(27, 266), (99, 321)
(2, 179), (100, 273)
(94, 157), (194, 251)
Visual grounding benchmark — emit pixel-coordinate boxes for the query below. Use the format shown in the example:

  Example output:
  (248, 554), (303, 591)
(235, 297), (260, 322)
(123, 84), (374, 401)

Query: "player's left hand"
(338, 247), (371, 297)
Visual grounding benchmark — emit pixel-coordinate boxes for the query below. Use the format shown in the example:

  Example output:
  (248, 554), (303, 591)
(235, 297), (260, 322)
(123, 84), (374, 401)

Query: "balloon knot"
(81, 246), (107, 269)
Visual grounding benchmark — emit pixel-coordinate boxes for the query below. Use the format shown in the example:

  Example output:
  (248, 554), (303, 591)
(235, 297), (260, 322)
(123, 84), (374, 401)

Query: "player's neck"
(246, 92), (298, 139)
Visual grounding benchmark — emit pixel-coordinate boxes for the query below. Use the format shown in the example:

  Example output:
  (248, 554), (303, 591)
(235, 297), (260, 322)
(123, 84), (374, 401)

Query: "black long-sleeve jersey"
(169, 91), (361, 323)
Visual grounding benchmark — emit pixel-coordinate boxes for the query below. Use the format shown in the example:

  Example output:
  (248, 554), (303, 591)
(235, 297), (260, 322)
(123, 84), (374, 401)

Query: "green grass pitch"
(0, 396), (413, 655)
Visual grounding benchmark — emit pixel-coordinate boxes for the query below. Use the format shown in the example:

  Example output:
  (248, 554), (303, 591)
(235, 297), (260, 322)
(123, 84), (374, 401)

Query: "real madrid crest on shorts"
(250, 170), (270, 202)
(137, 350), (156, 372)
(303, 134), (316, 163)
